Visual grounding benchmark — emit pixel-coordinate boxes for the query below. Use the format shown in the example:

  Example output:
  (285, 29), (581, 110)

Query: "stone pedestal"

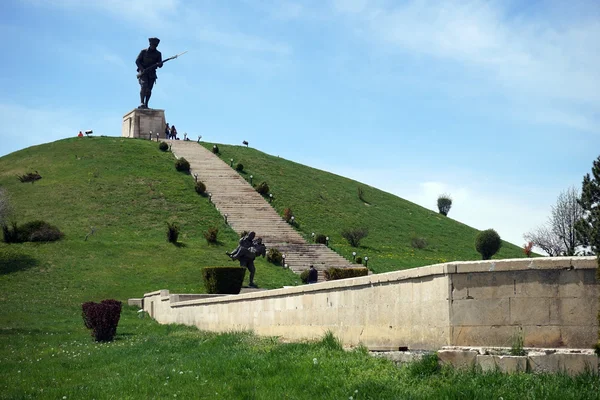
(122, 108), (166, 140)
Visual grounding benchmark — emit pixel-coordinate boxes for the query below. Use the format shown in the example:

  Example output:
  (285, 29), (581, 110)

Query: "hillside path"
(168, 140), (353, 280)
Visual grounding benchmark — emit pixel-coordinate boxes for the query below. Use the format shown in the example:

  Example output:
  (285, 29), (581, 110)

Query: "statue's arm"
(135, 50), (145, 71)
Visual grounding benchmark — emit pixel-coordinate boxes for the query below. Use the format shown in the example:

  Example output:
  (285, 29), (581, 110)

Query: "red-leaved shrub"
(82, 299), (122, 342)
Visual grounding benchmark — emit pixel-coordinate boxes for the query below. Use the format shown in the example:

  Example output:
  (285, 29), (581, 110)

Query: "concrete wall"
(141, 257), (598, 350)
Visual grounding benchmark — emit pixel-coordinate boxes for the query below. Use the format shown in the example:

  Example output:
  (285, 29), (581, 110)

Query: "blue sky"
(1, 0), (598, 250)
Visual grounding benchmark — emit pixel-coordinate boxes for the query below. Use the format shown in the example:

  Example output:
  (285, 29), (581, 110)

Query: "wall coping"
(142, 257), (597, 308)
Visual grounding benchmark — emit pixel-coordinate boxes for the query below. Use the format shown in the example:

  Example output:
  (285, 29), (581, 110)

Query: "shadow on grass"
(0, 251), (39, 275)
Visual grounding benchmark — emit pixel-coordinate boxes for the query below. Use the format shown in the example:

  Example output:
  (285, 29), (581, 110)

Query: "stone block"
(437, 349), (478, 369)
(451, 325), (516, 347)
(528, 353), (598, 376)
(450, 298), (510, 326)
(522, 325), (563, 348)
(128, 298), (143, 308)
(552, 297), (596, 326)
(557, 269), (598, 298)
(510, 297), (553, 325)
(559, 326), (599, 349)
(477, 355), (527, 373)
(122, 108), (166, 139)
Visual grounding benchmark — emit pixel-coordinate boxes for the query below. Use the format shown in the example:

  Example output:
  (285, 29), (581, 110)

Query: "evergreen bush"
(81, 299), (122, 342)
(203, 226), (219, 243)
(324, 267), (368, 280)
(202, 266), (246, 294)
(475, 229), (502, 260)
(315, 234), (327, 244)
(283, 208), (293, 223)
(355, 256), (363, 265)
(175, 157), (190, 172)
(300, 270), (310, 284)
(437, 194), (452, 216)
(235, 163), (244, 172)
(212, 145), (219, 154)
(2, 220), (63, 243)
(167, 222), (179, 244)
(256, 181), (270, 195)
(158, 141), (169, 151)
(17, 171), (42, 183)
(266, 248), (283, 265)
(411, 237), (427, 249)
(195, 181), (207, 195)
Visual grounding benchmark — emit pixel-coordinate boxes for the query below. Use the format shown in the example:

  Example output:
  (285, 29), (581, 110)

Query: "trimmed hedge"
(324, 267), (368, 281)
(81, 299), (122, 342)
(266, 248), (283, 265)
(175, 157), (190, 172)
(202, 266), (246, 294)
(159, 141), (169, 151)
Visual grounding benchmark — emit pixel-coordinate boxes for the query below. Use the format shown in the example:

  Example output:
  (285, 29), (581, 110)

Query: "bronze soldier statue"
(136, 37), (163, 109)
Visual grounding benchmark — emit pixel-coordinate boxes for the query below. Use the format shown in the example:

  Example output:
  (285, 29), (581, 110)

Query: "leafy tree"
(437, 194), (452, 216)
(475, 229), (502, 260)
(524, 187), (585, 256)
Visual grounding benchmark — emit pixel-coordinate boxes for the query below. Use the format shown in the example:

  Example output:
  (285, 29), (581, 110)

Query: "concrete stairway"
(168, 140), (353, 280)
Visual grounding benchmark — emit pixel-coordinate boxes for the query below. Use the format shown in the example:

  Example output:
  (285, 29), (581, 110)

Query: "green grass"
(203, 142), (526, 272)
(2, 137), (593, 399)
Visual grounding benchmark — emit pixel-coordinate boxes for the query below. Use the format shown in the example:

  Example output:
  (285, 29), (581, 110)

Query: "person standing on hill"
(165, 123), (170, 139)
(136, 37), (163, 109)
(170, 125), (177, 140)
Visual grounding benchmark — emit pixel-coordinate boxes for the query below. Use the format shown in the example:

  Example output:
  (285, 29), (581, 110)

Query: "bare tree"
(524, 186), (585, 256)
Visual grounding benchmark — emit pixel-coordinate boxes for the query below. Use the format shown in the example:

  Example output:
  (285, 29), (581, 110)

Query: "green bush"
(203, 226), (219, 243)
(475, 229), (502, 260)
(195, 181), (206, 195)
(175, 157), (190, 172)
(212, 145), (219, 154)
(167, 222), (179, 244)
(158, 141), (169, 151)
(266, 248), (283, 265)
(2, 220), (64, 243)
(315, 234), (327, 244)
(437, 194), (452, 216)
(283, 208), (293, 223)
(235, 163), (244, 172)
(355, 256), (362, 265)
(341, 227), (368, 247)
(256, 181), (270, 195)
(300, 270), (310, 284)
(411, 237), (427, 249)
(202, 266), (246, 294)
(324, 267), (368, 281)
(18, 171), (42, 183)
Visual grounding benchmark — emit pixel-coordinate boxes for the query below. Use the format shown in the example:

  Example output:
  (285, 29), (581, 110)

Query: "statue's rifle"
(136, 51), (188, 78)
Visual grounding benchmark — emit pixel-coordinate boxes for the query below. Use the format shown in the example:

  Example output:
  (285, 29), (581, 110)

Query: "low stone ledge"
(128, 298), (143, 308)
(438, 349), (478, 369)
(528, 352), (598, 375)
(477, 355), (527, 373)
(371, 351), (427, 364)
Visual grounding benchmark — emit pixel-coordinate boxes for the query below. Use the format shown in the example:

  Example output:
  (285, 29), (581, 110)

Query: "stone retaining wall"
(138, 257), (598, 350)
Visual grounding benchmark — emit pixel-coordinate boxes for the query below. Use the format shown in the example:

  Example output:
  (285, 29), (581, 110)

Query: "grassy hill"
(0, 137), (595, 399)
(200, 142), (524, 272)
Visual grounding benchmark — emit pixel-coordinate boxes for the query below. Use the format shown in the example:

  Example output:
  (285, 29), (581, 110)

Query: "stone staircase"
(168, 140), (353, 280)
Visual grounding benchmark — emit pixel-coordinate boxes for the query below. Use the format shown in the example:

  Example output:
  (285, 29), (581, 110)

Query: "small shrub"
(341, 227), (369, 247)
(320, 331), (343, 351)
(437, 194), (452, 216)
(324, 267), (368, 281)
(202, 266), (246, 294)
(475, 229), (502, 260)
(195, 181), (207, 195)
(167, 222), (179, 244)
(256, 181), (270, 195)
(355, 256), (363, 265)
(175, 157), (190, 172)
(17, 171), (42, 183)
(300, 270), (310, 284)
(283, 208), (293, 223)
(510, 331), (526, 356)
(212, 145), (219, 154)
(266, 248), (283, 265)
(235, 163), (244, 172)
(411, 237), (427, 249)
(203, 226), (219, 243)
(315, 234), (327, 244)
(81, 299), (122, 342)
(2, 220), (64, 243)
(158, 141), (169, 151)
(523, 241), (533, 257)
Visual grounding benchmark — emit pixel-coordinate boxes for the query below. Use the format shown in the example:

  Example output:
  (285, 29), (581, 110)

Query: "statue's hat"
(148, 37), (160, 45)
